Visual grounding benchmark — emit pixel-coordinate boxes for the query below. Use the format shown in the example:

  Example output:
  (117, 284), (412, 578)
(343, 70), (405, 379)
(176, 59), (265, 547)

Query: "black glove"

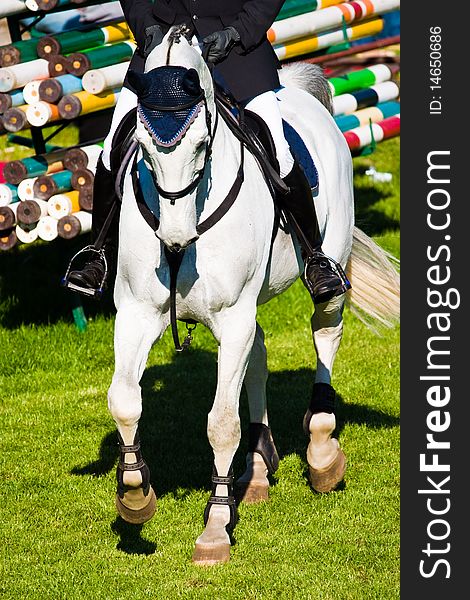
(202, 26), (240, 64)
(142, 24), (164, 58)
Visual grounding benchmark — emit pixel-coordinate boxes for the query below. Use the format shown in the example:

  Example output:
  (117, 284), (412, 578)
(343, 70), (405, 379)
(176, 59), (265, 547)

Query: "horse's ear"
(127, 70), (150, 96)
(182, 68), (202, 96)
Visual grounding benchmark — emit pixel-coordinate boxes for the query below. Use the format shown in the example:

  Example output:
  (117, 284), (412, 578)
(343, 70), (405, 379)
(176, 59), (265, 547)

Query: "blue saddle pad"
(282, 119), (319, 189)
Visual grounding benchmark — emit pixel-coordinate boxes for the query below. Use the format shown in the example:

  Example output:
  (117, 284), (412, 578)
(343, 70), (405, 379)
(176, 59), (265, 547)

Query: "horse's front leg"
(107, 301), (166, 524)
(236, 322), (279, 504)
(192, 304), (257, 566)
(304, 294), (347, 492)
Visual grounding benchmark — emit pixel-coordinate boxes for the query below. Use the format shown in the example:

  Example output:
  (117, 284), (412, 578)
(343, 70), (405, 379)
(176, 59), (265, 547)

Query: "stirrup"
(116, 432), (151, 499)
(304, 252), (351, 301)
(203, 464), (238, 534)
(61, 245), (108, 299)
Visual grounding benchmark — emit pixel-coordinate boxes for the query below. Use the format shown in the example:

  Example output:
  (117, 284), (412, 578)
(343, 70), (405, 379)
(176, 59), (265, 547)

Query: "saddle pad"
(282, 119), (319, 190)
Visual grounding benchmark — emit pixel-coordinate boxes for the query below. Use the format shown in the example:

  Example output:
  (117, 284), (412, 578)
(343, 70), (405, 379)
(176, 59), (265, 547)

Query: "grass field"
(0, 129), (400, 599)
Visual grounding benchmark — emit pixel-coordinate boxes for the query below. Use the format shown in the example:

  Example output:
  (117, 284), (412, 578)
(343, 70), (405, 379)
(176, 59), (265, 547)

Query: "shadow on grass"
(111, 517), (157, 555)
(72, 349), (399, 497)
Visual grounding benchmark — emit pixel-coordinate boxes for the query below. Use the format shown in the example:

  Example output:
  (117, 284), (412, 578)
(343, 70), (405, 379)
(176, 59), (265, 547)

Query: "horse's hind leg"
(192, 304), (257, 565)
(107, 302), (165, 524)
(236, 322), (279, 503)
(304, 294), (347, 493)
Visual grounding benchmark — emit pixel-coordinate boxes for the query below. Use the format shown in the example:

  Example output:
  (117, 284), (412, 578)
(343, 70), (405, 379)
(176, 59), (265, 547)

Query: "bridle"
(143, 96), (219, 204)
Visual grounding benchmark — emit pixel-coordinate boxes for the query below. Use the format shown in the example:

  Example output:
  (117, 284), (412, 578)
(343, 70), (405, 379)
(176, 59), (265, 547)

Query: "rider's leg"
(244, 91), (351, 304)
(67, 86), (138, 292)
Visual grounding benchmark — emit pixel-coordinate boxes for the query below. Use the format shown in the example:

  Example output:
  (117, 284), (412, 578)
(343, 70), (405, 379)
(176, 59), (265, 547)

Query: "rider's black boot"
(281, 161), (351, 304)
(66, 156), (120, 295)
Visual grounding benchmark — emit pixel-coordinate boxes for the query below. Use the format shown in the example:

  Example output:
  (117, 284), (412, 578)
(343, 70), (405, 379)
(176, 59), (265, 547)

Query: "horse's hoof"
(191, 542), (231, 566)
(235, 481), (269, 504)
(115, 486), (157, 524)
(308, 448), (346, 493)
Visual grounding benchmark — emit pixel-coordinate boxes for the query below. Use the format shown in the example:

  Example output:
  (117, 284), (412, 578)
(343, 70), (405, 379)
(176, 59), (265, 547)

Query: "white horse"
(107, 29), (399, 565)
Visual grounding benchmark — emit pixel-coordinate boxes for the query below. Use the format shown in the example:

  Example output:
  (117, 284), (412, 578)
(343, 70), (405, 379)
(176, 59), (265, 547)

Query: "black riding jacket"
(119, 0), (284, 101)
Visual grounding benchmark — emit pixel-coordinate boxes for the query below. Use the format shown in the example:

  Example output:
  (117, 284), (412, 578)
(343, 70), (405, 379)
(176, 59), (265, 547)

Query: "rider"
(67, 0), (350, 304)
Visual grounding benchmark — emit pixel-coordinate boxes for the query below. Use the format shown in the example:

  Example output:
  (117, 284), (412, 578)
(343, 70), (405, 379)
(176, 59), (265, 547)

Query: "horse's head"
(129, 27), (216, 251)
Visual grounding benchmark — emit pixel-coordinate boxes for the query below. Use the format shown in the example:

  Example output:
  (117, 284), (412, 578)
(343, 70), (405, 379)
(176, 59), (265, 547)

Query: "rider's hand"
(142, 24), (164, 58)
(202, 27), (240, 63)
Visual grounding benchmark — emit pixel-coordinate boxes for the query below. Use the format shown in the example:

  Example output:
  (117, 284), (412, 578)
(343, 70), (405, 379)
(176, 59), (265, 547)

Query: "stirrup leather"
(116, 432), (151, 499)
(61, 245), (108, 298)
(203, 464), (238, 534)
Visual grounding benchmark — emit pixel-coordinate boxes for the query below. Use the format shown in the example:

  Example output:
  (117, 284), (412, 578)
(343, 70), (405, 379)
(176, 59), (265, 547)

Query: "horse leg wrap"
(115, 431), (156, 524)
(203, 464), (238, 535)
(248, 423), (279, 474)
(302, 382), (336, 435)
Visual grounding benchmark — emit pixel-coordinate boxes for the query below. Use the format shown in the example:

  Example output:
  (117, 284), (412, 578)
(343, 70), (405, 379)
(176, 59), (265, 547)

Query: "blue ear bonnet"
(129, 66), (205, 147)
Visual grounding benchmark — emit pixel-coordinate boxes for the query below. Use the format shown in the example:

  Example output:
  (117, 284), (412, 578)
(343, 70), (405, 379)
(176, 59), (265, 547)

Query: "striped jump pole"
(58, 89), (120, 120)
(305, 34), (400, 64)
(328, 64), (395, 96)
(274, 18), (385, 60)
(344, 113), (400, 155)
(2, 149), (68, 185)
(17, 177), (37, 201)
(47, 190), (80, 219)
(71, 168), (94, 194)
(58, 210), (92, 239)
(0, 1), (28, 18)
(16, 198), (48, 225)
(26, 101), (61, 127)
(0, 39), (39, 68)
(334, 100), (400, 131)
(0, 228), (17, 251)
(269, 0), (399, 45)
(277, 0), (348, 21)
(38, 74), (83, 104)
(47, 55), (71, 78)
(37, 21), (132, 58)
(63, 143), (102, 172)
(16, 223), (38, 244)
(0, 202), (18, 231)
(33, 170), (73, 200)
(1, 105), (30, 132)
(0, 89), (24, 113)
(66, 42), (136, 77)
(0, 183), (19, 206)
(81, 62), (130, 95)
(0, 59), (52, 92)
(333, 80), (399, 115)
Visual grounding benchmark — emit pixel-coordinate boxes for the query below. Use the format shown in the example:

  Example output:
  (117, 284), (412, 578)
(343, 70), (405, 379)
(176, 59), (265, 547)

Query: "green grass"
(0, 137), (399, 599)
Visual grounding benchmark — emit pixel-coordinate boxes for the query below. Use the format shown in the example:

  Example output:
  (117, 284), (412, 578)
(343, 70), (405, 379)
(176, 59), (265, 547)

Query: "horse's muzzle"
(160, 235), (199, 253)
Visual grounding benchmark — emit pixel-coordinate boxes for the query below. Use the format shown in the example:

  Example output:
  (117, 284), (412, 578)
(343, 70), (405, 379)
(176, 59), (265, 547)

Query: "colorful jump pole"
(277, 0), (348, 21)
(2, 149), (68, 185)
(37, 21), (132, 58)
(0, 59), (52, 93)
(328, 64), (395, 96)
(57, 210), (92, 239)
(66, 41), (136, 77)
(58, 88), (120, 119)
(269, 0), (399, 45)
(16, 198), (48, 225)
(0, 39), (39, 68)
(0, 228), (17, 251)
(334, 100), (400, 131)
(0, 183), (19, 206)
(0, 202), (18, 231)
(63, 143), (102, 172)
(333, 80), (399, 115)
(0, 1), (28, 18)
(38, 74), (83, 104)
(16, 223), (38, 244)
(1, 105), (30, 132)
(37, 215), (59, 241)
(274, 18), (385, 60)
(305, 34), (400, 63)
(47, 55), (70, 78)
(344, 113), (400, 155)
(81, 62), (130, 95)
(26, 101), (61, 127)
(33, 170), (73, 200)
(71, 168), (94, 194)
(17, 177), (37, 201)
(47, 190), (80, 219)
(0, 89), (25, 113)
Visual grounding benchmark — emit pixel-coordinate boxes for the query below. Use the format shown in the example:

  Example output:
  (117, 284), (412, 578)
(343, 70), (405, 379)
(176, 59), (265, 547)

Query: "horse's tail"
(346, 227), (400, 331)
(279, 62), (333, 114)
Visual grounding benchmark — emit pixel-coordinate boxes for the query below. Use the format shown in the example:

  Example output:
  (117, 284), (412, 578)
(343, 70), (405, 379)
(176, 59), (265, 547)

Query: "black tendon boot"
(281, 161), (351, 304)
(65, 156), (120, 297)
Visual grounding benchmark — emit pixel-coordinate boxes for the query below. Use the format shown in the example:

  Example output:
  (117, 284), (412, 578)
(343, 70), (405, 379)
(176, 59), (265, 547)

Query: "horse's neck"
(206, 115), (243, 201)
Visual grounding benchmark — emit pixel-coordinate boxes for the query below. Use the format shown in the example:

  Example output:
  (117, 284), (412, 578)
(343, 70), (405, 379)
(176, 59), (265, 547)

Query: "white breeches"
(102, 84), (294, 177)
